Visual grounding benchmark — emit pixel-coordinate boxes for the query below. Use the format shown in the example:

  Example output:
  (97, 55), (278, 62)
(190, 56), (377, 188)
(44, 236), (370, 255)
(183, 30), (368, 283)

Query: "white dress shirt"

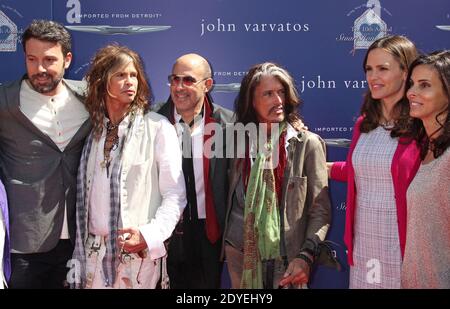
(19, 80), (89, 151)
(87, 112), (186, 260)
(88, 116), (127, 236)
(173, 107), (206, 219)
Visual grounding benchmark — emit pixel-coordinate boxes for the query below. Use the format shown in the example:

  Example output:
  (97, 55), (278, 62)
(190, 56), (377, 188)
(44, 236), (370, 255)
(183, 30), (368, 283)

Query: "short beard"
(29, 72), (64, 94)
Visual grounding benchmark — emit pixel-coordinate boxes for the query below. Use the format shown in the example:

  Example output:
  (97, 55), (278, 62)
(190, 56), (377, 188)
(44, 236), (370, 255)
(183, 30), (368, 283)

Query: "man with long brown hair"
(223, 62), (333, 289)
(70, 44), (186, 289)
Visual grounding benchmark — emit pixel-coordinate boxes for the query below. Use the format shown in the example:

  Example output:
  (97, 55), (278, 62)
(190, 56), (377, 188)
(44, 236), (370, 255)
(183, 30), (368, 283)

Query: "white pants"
(84, 234), (166, 289)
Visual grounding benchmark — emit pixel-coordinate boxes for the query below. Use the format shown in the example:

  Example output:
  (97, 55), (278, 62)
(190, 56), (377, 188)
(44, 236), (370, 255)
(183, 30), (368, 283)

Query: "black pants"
(9, 239), (73, 289)
(167, 219), (222, 289)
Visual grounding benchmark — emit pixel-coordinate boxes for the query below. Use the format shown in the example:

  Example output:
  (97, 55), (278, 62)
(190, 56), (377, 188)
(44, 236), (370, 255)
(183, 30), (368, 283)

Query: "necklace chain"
(101, 116), (125, 177)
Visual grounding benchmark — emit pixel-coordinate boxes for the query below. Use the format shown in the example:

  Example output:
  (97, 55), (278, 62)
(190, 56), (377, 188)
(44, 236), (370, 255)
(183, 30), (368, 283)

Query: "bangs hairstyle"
(360, 35), (418, 133)
(395, 50), (450, 159)
(84, 44), (151, 139)
(234, 62), (303, 128)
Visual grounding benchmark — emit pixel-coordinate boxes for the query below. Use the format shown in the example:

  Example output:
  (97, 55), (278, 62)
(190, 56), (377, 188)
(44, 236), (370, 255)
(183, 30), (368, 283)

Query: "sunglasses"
(167, 74), (208, 87)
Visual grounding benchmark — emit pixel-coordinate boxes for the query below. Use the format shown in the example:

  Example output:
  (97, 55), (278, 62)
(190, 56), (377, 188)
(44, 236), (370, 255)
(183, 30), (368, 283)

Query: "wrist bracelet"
(296, 253), (313, 270)
(302, 247), (316, 259)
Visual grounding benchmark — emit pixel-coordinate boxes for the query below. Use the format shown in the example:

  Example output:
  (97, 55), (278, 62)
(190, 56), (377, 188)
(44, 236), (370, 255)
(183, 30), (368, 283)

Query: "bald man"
(157, 54), (233, 288)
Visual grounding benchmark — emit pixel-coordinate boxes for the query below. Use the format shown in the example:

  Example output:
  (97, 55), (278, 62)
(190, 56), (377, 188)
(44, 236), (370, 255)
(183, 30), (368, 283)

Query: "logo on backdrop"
(436, 13), (450, 31)
(0, 8), (18, 52)
(336, 0), (392, 53)
(65, 25), (171, 35)
(65, 0), (170, 35)
(200, 17), (310, 37)
(212, 83), (241, 93)
(353, 0), (387, 50)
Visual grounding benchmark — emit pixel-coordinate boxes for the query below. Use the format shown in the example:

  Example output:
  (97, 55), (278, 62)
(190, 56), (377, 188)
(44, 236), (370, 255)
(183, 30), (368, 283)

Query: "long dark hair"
(84, 44), (151, 139)
(395, 50), (450, 159)
(359, 35), (418, 133)
(234, 62), (303, 129)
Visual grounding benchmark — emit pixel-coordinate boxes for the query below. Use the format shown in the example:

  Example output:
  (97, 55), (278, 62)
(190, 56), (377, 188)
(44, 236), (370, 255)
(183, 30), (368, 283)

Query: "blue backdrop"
(1, 0), (449, 288)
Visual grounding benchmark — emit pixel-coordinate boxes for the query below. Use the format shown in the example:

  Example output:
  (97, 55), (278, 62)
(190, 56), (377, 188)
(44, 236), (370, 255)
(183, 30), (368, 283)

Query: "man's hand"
(118, 227), (148, 254)
(278, 257), (310, 288)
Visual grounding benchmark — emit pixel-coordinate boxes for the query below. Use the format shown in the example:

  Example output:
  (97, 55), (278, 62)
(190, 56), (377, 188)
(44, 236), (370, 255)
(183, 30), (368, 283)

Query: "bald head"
(173, 53), (211, 79)
(170, 53), (213, 122)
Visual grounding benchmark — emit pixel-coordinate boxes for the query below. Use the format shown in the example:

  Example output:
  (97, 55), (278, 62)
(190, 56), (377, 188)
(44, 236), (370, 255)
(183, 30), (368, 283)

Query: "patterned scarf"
(72, 110), (138, 288)
(241, 122), (286, 289)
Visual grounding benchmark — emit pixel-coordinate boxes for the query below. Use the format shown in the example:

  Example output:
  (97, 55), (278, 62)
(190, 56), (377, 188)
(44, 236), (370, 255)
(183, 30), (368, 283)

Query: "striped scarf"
(72, 110), (137, 288)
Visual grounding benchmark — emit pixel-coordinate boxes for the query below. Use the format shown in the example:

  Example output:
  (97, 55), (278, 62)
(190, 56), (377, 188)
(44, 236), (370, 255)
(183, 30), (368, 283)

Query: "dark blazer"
(156, 95), (234, 230)
(0, 78), (92, 253)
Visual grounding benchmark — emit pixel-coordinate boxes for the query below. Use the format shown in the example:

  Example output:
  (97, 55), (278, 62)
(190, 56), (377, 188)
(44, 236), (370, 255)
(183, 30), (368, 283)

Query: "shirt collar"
(286, 122), (297, 141)
(173, 105), (205, 136)
(173, 105), (205, 125)
(22, 79), (69, 105)
(102, 113), (131, 138)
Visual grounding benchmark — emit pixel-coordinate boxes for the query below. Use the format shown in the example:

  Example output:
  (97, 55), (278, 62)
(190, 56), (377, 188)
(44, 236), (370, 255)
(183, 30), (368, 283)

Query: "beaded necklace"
(101, 113), (127, 177)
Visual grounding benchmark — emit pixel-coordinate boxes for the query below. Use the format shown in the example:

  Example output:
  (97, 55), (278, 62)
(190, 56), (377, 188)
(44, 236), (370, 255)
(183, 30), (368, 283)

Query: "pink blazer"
(331, 116), (421, 265)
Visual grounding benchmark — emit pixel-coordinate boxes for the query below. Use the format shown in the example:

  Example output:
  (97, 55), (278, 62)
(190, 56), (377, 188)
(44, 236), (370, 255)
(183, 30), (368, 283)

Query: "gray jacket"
(223, 129), (331, 261)
(0, 78), (91, 253)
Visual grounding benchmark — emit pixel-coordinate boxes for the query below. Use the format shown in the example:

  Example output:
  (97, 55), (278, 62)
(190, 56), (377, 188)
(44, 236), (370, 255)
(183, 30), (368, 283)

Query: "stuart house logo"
(353, 0), (387, 50)
(0, 9), (17, 52)
(337, 0), (391, 53)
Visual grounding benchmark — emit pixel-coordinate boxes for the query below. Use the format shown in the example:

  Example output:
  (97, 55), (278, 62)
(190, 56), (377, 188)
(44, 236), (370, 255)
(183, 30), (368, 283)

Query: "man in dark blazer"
(157, 53), (233, 288)
(0, 19), (91, 288)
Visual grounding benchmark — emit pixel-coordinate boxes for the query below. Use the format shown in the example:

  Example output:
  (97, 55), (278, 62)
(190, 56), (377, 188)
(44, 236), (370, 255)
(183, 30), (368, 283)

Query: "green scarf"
(240, 122), (286, 289)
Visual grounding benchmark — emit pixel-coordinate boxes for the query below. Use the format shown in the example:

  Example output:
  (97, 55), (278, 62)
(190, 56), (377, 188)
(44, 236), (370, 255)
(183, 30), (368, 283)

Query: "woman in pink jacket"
(328, 35), (421, 288)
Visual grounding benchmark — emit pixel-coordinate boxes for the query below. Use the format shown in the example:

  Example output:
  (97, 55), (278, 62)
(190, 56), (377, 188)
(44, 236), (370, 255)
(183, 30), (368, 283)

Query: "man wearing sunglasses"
(157, 53), (233, 288)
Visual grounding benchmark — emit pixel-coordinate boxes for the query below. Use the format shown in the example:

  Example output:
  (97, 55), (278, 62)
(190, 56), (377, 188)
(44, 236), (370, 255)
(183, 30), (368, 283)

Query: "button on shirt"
(20, 80), (89, 151)
(19, 80), (89, 239)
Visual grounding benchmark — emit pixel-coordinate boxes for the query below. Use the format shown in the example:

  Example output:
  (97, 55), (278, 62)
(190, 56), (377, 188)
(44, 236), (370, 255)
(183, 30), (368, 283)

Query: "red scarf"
(274, 130), (287, 207)
(202, 97), (221, 244)
(169, 97), (221, 244)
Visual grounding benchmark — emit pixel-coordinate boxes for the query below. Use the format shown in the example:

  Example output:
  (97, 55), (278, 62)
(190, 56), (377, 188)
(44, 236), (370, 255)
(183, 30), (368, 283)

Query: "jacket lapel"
(5, 79), (59, 151)
(5, 78), (90, 152)
(121, 111), (145, 172)
(64, 119), (92, 151)
(55, 79), (91, 151)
